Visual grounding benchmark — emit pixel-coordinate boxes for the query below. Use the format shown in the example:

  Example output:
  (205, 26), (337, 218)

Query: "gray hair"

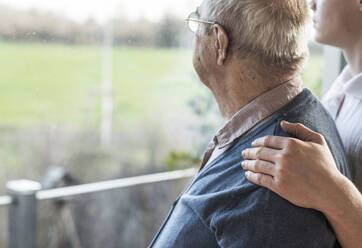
(204, 0), (311, 72)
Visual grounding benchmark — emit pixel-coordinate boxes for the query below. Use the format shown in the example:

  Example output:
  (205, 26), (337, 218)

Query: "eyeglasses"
(185, 11), (216, 33)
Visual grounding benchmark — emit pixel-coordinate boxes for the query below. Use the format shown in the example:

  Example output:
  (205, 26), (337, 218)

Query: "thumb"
(281, 121), (325, 145)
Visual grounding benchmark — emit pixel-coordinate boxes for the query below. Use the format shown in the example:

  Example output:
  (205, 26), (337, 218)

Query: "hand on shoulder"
(241, 121), (346, 211)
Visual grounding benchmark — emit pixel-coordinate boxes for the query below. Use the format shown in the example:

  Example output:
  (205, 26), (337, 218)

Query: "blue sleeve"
(210, 182), (337, 248)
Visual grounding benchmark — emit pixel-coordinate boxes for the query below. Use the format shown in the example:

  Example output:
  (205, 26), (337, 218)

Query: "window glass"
(0, 1), (324, 247)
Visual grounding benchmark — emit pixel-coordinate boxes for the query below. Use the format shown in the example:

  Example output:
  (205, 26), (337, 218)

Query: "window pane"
(0, 1), (326, 247)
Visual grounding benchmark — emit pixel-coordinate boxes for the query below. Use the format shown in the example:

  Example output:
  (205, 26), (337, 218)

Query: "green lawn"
(0, 42), (323, 126)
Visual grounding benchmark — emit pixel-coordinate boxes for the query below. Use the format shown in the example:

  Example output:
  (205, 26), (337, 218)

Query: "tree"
(155, 16), (184, 48)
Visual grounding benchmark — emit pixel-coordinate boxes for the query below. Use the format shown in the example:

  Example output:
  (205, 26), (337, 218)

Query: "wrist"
(321, 173), (357, 222)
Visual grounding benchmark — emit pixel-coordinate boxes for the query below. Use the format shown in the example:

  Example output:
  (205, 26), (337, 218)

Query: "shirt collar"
(214, 77), (304, 149)
(340, 66), (362, 99)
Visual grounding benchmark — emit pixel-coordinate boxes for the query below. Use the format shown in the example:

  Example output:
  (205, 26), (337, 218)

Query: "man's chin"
(196, 75), (209, 87)
(194, 72), (211, 88)
(192, 65), (205, 85)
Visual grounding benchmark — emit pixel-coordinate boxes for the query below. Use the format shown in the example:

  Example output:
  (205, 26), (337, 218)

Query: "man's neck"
(343, 38), (362, 76)
(208, 65), (297, 120)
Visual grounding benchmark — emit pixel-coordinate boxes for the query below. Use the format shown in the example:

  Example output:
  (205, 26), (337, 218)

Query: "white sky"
(0, 0), (203, 23)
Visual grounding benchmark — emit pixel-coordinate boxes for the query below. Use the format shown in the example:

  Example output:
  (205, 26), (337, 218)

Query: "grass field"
(0, 41), (323, 126)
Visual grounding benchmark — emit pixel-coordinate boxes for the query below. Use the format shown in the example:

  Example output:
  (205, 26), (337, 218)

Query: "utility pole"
(100, 20), (114, 148)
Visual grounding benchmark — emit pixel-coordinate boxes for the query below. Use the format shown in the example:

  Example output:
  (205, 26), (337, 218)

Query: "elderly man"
(149, 0), (350, 247)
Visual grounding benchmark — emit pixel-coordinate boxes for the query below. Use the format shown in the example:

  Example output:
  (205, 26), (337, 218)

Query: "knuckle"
(255, 147), (262, 157)
(276, 166), (287, 178)
(253, 160), (261, 170)
(283, 148), (292, 157)
(264, 135), (272, 145)
(277, 152), (289, 164)
(254, 174), (263, 184)
(278, 152), (290, 164)
(296, 123), (305, 130)
(318, 133), (326, 143)
(275, 170), (287, 182)
(286, 138), (298, 149)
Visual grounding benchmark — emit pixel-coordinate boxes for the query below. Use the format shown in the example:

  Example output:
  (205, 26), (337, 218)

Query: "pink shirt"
(199, 77), (304, 172)
(322, 66), (362, 191)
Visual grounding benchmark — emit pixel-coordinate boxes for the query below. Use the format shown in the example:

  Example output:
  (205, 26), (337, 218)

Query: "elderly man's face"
(192, 1), (216, 86)
(312, 0), (362, 48)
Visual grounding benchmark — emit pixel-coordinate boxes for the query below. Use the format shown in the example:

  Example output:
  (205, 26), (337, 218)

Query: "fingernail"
(245, 171), (250, 177)
(241, 161), (246, 168)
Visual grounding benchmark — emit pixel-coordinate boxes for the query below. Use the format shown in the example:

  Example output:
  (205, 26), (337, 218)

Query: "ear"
(212, 24), (230, 66)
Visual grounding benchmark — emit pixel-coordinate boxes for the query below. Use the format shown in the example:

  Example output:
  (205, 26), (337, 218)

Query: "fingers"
(281, 121), (325, 145)
(245, 171), (275, 190)
(242, 147), (279, 163)
(241, 160), (275, 176)
(252, 135), (289, 149)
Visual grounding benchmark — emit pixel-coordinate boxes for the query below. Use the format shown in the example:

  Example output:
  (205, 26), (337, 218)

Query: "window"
(0, 1), (330, 247)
